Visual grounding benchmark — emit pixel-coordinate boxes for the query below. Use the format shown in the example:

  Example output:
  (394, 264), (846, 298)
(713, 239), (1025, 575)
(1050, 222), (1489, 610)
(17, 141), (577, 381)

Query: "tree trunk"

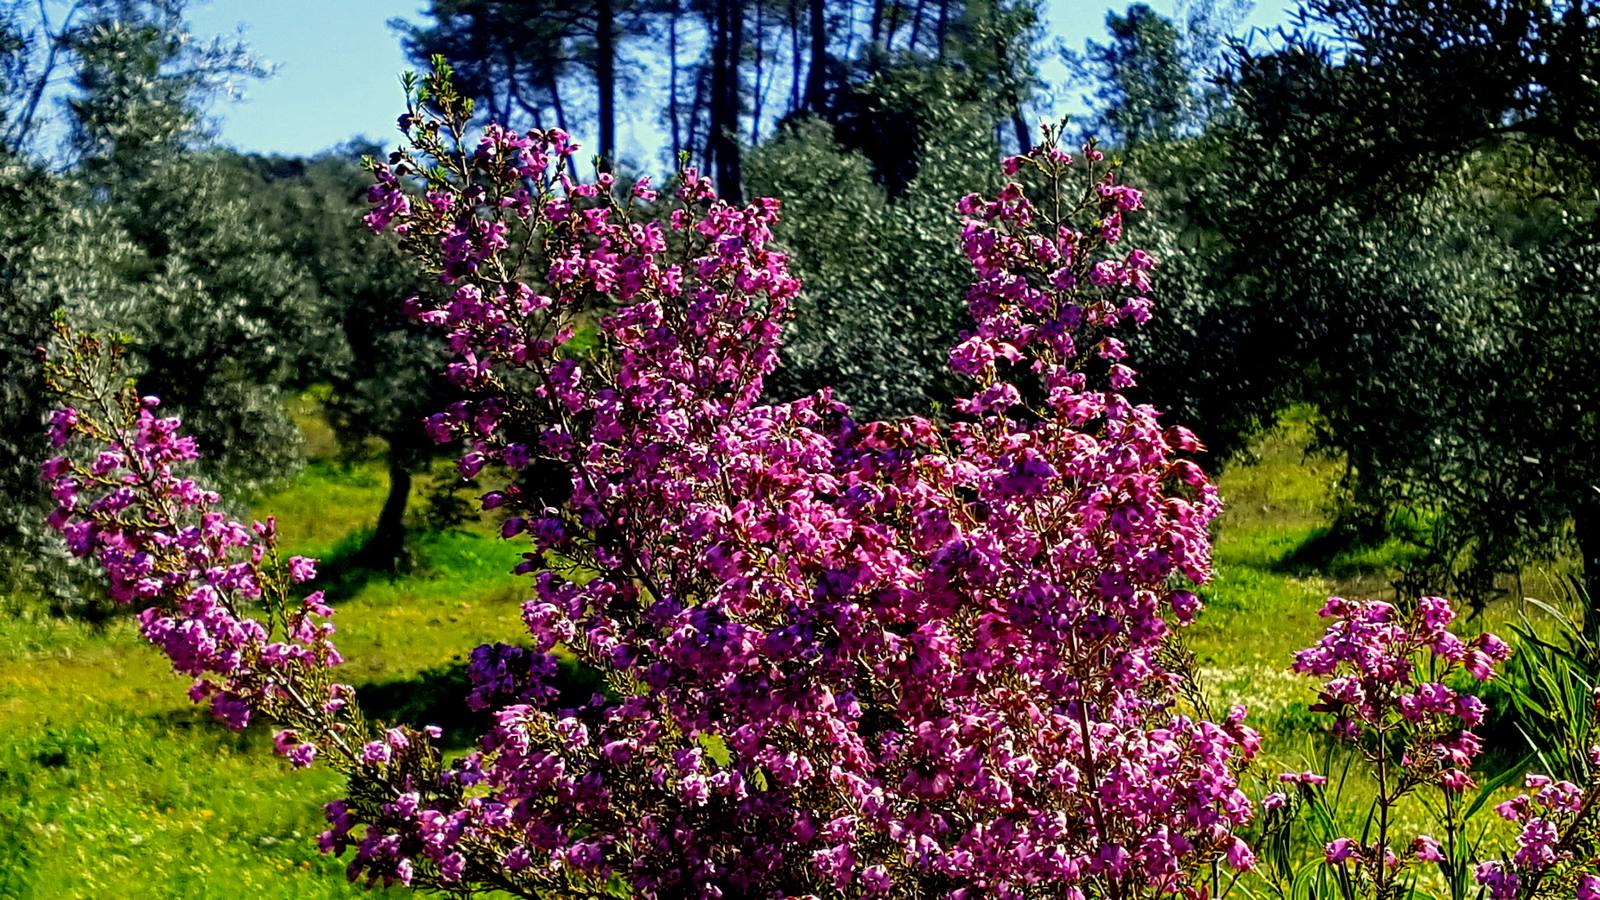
(1578, 501), (1600, 636)
(884, 0), (906, 50)
(362, 454), (412, 572)
(547, 72), (579, 180)
(991, 23), (1032, 153)
(596, 0), (617, 168)
(511, 76), (544, 130)
(751, 0), (765, 143)
(709, 0), (744, 202)
(788, 0), (802, 112)
(689, 64), (707, 168)
(669, 0), (683, 159)
(841, 0), (859, 61)
(804, 0), (827, 112)
(726, 0), (745, 200)
(935, 0), (949, 60)
(1011, 108), (1031, 153)
(709, 4), (727, 171)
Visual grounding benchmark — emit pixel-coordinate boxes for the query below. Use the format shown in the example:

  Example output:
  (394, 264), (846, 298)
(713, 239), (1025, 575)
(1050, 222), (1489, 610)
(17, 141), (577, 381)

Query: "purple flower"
(288, 556), (317, 584)
(1326, 838), (1359, 863)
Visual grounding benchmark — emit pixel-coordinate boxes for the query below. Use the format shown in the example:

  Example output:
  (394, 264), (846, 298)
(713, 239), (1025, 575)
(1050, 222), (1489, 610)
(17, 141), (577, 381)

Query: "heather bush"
(36, 64), (1600, 898)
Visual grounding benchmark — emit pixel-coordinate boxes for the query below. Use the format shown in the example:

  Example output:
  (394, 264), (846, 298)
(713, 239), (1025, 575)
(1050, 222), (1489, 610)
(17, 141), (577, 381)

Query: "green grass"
(1181, 411), (1555, 895)
(0, 444), (527, 898)
(0, 404), (1562, 896)
(1186, 410), (1345, 742)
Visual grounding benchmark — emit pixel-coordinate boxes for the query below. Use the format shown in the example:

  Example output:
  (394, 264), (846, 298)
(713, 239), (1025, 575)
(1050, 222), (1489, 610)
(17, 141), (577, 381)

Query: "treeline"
(1, 0), (1598, 624)
(0, 1), (454, 612)
(392, 0), (1042, 193)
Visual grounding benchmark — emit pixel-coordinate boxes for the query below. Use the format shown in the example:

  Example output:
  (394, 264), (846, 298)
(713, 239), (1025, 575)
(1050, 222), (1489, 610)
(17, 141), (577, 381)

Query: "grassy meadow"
(0, 407), (1562, 897)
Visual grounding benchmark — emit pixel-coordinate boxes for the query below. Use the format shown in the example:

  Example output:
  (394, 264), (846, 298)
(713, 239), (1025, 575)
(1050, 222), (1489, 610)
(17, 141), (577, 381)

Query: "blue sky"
(185, 0), (1295, 161)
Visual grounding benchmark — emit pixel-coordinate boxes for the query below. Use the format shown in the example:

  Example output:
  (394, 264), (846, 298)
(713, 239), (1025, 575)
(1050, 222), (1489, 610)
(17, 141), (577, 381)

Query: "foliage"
(0, 0), (354, 610)
(748, 65), (1001, 418)
(742, 0), (1068, 420)
(62, 0), (266, 177)
(1479, 589), (1598, 784)
(89, 151), (335, 493)
(1220, 0), (1600, 611)
(1061, 0), (1600, 608)
(399, 0), (1048, 191)
(1062, 1), (1246, 148)
(0, 151), (112, 608)
(238, 147), (454, 568)
(1049, 4), (1289, 463)
(0, 0), (265, 162)
(393, 0), (648, 168)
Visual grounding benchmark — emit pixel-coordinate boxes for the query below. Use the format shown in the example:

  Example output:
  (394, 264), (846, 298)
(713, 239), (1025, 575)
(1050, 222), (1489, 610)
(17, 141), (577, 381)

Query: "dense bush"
(0, 0), (344, 612)
(748, 66), (1002, 419)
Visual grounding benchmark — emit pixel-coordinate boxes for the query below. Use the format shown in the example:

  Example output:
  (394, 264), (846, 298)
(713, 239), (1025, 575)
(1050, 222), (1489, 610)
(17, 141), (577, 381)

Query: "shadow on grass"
(357, 653), (604, 749)
(304, 527), (409, 604)
(128, 650), (604, 753)
(1273, 526), (1362, 575)
(1272, 517), (1423, 581)
(307, 524), (523, 606)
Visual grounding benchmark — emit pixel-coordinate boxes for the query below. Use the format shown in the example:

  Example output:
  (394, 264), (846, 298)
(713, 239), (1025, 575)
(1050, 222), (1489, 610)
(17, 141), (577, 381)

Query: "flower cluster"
(45, 67), (1258, 897)
(1278, 595), (1514, 896)
(1294, 596), (1507, 790)
(38, 327), (349, 741)
(1470, 686), (1600, 899)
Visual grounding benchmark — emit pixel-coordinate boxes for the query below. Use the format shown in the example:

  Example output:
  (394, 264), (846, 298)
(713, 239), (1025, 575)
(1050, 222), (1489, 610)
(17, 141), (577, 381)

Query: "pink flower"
(1412, 835), (1444, 862)
(1226, 838), (1256, 871)
(287, 556), (317, 584)
(1326, 838), (1359, 863)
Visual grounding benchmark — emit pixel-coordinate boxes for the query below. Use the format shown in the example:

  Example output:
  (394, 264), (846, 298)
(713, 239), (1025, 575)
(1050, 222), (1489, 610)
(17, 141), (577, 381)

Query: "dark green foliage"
(396, 0), (648, 169)
(0, 1), (342, 611)
(1064, 3), (1193, 147)
(1067, 1), (1600, 609)
(744, 0), (1048, 415)
(1057, 4), (1283, 460)
(0, 155), (104, 610)
(239, 146), (459, 569)
(65, 2), (263, 177)
(52, 2), (324, 495)
(1218, 0), (1600, 610)
(1476, 590), (1597, 779)
(749, 66), (1001, 417)
(93, 152), (336, 492)
(393, 1), (588, 132)
(1113, 135), (1292, 462)
(1229, 0), (1600, 216)
(1062, 0), (1248, 148)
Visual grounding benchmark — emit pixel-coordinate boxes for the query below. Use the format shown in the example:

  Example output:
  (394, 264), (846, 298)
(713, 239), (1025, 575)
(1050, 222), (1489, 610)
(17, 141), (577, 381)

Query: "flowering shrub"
(1256, 597), (1503, 898)
(1251, 596), (1600, 900)
(40, 64), (1258, 897)
(37, 64), (1600, 899)
(39, 327), (351, 741)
